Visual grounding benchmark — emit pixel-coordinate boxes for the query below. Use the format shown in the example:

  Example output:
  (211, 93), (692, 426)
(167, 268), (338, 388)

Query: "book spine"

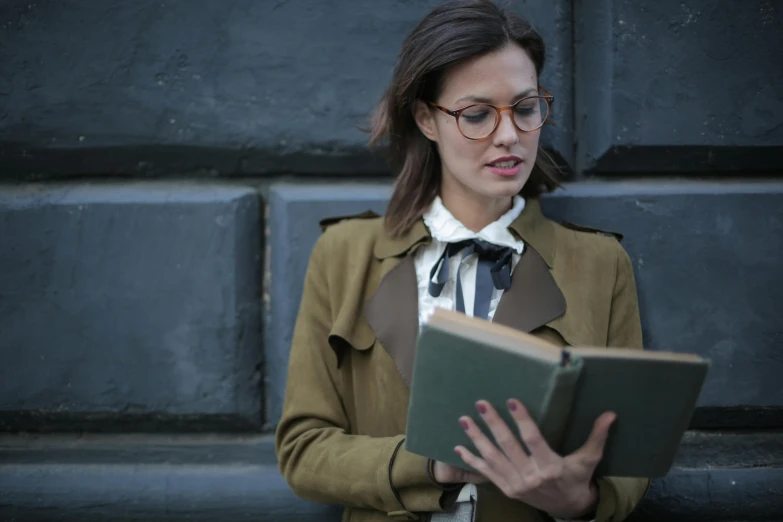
(537, 358), (583, 453)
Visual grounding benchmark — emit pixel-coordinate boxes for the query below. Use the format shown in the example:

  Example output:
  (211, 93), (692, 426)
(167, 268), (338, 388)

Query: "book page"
(568, 346), (705, 362)
(427, 308), (563, 364)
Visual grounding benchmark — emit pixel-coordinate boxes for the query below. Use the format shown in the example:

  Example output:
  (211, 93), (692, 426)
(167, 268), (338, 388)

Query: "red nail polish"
(476, 402), (487, 415)
(460, 419), (470, 430)
(454, 448), (462, 457)
(507, 399), (518, 411)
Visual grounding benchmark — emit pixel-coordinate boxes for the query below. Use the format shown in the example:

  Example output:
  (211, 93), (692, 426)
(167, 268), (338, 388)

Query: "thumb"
(573, 411), (615, 470)
(458, 469), (488, 484)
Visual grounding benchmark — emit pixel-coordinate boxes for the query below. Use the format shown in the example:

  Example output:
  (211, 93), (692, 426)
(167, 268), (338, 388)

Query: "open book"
(404, 308), (709, 478)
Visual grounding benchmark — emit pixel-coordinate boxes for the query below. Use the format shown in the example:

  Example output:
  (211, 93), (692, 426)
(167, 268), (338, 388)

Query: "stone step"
(1, 432), (781, 521)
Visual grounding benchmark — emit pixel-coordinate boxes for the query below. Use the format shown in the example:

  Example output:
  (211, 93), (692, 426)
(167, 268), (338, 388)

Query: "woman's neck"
(439, 189), (513, 233)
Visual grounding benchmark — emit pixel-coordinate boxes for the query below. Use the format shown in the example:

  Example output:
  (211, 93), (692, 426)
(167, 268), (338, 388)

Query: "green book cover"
(404, 310), (582, 472)
(404, 309), (709, 478)
(561, 348), (709, 477)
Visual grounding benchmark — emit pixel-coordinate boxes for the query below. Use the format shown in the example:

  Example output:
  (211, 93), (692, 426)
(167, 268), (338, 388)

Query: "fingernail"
(459, 418), (470, 430)
(454, 447), (462, 457)
(476, 402), (487, 415)
(507, 399), (517, 411)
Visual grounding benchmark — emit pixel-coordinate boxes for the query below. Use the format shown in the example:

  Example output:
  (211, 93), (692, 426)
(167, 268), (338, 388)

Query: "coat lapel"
(364, 219), (429, 388)
(492, 245), (566, 332)
(364, 255), (419, 387)
(494, 198), (566, 331)
(363, 198), (565, 387)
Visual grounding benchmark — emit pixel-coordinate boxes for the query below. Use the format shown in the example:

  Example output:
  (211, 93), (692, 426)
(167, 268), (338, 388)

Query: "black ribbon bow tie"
(428, 239), (514, 320)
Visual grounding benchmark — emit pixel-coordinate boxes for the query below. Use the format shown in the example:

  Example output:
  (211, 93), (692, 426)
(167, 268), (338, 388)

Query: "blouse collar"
(422, 195), (526, 254)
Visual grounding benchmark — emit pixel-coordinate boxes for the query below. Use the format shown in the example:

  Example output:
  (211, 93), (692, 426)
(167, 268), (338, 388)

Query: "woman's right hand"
(433, 460), (488, 485)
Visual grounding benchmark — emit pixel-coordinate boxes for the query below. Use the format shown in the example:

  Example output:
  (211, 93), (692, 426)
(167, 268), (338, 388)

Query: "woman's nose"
(492, 110), (519, 147)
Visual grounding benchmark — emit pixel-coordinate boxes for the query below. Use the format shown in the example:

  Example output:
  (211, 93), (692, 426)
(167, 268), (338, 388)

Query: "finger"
(475, 400), (532, 469)
(573, 411), (616, 470)
(507, 399), (557, 465)
(459, 415), (517, 480)
(435, 460), (486, 485)
(454, 445), (510, 491)
(457, 467), (489, 485)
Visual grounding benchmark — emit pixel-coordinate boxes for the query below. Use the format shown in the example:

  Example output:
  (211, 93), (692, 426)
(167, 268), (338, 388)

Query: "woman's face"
(416, 43), (542, 206)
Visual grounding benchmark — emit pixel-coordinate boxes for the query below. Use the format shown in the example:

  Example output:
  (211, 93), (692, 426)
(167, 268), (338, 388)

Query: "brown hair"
(369, 0), (562, 237)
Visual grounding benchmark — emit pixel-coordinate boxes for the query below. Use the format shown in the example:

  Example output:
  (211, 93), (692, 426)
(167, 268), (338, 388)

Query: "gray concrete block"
(0, 183), (262, 430)
(671, 430), (783, 470)
(0, 433), (339, 522)
(629, 468), (783, 521)
(265, 181), (783, 428)
(0, 463), (342, 522)
(1, 432), (780, 521)
(7, 469), (780, 522)
(265, 184), (391, 428)
(541, 181), (783, 415)
(574, 0), (783, 174)
(0, 0), (572, 178)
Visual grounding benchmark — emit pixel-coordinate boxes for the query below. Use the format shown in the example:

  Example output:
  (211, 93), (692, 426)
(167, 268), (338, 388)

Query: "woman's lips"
(486, 161), (522, 177)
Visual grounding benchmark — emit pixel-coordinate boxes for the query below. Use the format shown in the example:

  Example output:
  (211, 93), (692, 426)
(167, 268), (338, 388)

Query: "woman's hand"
(432, 460), (487, 486)
(453, 399), (615, 519)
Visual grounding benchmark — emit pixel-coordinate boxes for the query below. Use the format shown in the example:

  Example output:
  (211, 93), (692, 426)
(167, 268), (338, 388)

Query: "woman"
(275, 1), (650, 521)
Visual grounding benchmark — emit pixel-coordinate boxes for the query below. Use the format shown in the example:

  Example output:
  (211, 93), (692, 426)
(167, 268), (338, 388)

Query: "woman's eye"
(515, 105), (537, 116)
(461, 110), (490, 123)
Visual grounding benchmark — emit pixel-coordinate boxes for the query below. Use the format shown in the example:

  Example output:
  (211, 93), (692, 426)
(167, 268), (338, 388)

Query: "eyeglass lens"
(457, 97), (549, 139)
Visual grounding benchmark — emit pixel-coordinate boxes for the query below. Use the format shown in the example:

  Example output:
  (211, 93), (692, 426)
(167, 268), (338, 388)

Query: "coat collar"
(507, 198), (556, 268)
(373, 198), (555, 268)
(366, 197), (564, 388)
(372, 219), (430, 260)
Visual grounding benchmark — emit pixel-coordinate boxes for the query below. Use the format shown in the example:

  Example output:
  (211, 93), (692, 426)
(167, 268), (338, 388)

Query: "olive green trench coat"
(275, 199), (649, 522)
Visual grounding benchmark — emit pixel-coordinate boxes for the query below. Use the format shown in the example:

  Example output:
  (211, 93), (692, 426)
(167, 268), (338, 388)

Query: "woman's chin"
(478, 176), (528, 199)
(468, 187), (523, 204)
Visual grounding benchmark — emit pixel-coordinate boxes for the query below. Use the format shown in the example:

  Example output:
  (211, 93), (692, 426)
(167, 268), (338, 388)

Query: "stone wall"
(1, 0), (781, 520)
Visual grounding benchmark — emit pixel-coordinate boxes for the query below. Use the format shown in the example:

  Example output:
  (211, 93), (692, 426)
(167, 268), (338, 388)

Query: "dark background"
(1, 0), (782, 520)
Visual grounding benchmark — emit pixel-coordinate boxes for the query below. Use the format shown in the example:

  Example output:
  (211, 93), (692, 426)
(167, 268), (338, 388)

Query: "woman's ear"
(414, 100), (438, 142)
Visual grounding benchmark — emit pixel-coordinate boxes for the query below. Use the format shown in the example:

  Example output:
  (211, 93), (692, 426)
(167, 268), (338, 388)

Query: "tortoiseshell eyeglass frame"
(428, 87), (554, 141)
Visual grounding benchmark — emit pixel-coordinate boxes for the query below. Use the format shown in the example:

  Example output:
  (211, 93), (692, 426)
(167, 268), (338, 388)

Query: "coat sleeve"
(594, 242), (650, 522)
(275, 231), (448, 519)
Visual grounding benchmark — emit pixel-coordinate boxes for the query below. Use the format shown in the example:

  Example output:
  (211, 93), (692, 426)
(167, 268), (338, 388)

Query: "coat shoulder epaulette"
(319, 210), (381, 232)
(558, 221), (624, 242)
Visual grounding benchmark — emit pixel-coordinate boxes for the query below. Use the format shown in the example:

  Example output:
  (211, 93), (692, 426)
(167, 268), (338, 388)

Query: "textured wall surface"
(266, 181), (783, 428)
(541, 182), (783, 423)
(2, 432), (781, 521)
(0, 184), (262, 430)
(3, 0), (779, 178)
(0, 0), (572, 177)
(574, 0), (783, 174)
(1, 0), (781, 520)
(4, 180), (780, 517)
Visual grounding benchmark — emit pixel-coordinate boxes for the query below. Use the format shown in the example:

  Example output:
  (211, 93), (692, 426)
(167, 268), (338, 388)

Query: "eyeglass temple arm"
(427, 102), (459, 117)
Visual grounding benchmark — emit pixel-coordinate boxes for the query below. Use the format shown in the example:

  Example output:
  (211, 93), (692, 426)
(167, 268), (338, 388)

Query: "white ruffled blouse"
(414, 195), (526, 325)
(413, 195), (526, 506)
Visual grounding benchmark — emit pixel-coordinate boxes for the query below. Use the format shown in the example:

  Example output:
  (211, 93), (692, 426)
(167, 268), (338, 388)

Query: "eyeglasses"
(428, 88), (554, 140)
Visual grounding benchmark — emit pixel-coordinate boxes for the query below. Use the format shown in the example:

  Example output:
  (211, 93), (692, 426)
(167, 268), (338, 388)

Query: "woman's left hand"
(454, 399), (615, 520)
